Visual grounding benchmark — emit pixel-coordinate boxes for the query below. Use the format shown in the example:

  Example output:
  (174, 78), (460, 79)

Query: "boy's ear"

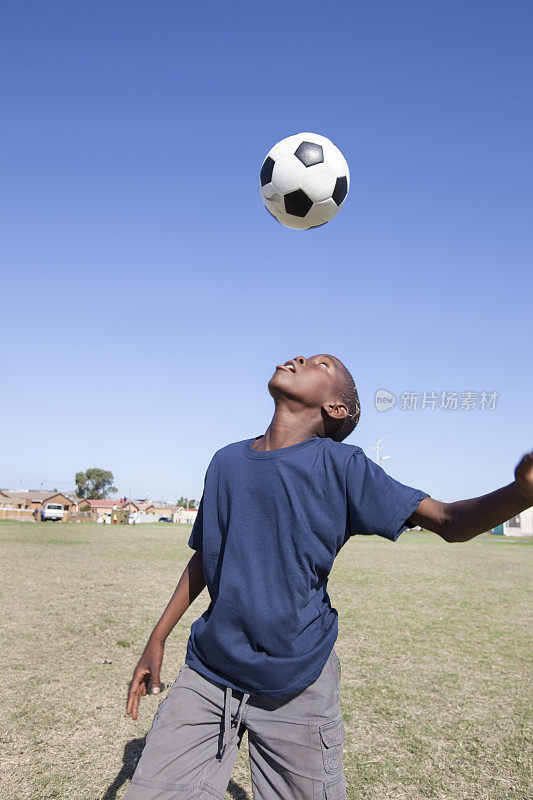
(322, 401), (349, 422)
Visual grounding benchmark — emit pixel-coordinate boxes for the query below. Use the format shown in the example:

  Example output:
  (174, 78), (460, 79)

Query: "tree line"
(74, 468), (196, 507)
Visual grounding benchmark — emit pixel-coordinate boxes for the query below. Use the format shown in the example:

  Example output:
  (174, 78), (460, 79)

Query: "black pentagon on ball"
(332, 176), (348, 206)
(294, 141), (324, 167)
(284, 189), (313, 217)
(260, 156), (275, 186)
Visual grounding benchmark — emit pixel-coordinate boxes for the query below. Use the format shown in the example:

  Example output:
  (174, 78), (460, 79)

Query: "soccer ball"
(259, 132), (350, 230)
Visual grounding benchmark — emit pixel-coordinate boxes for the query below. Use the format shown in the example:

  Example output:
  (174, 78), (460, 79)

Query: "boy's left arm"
(407, 449), (533, 542)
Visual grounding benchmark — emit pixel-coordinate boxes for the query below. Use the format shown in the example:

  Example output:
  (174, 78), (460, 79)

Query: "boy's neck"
(252, 410), (320, 452)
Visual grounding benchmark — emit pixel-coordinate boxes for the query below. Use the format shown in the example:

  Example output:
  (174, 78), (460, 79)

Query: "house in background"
(0, 491), (200, 524)
(492, 507), (533, 536)
(80, 499), (123, 519)
(0, 490), (76, 519)
(174, 506), (198, 524)
(143, 503), (180, 519)
(120, 499), (145, 514)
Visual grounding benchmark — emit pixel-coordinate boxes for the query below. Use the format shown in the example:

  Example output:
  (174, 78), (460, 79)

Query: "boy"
(124, 353), (532, 800)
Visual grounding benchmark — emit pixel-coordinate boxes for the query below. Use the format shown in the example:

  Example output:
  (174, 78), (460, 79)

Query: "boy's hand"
(126, 637), (165, 721)
(515, 450), (533, 500)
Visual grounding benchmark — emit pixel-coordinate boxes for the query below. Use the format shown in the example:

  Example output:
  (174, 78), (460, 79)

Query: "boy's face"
(268, 354), (350, 415)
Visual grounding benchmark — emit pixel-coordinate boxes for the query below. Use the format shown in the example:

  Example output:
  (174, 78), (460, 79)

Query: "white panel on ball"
(276, 214), (310, 230)
(300, 162), (337, 203)
(304, 198), (338, 228)
(271, 155), (307, 195)
(268, 134), (303, 161)
(322, 142), (349, 173)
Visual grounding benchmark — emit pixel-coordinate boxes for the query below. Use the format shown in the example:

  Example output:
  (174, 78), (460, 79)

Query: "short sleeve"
(187, 494), (204, 553)
(346, 450), (429, 542)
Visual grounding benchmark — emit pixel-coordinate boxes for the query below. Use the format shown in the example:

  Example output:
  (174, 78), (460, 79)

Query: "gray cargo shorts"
(123, 646), (346, 800)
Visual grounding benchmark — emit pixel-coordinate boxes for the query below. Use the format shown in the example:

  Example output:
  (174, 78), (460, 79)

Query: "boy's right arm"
(126, 550), (206, 720)
(407, 450), (533, 542)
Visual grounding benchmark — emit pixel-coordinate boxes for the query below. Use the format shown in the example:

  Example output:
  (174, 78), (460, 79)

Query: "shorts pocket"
(145, 699), (167, 745)
(144, 668), (184, 745)
(332, 647), (341, 680)
(319, 715), (346, 774)
(323, 772), (347, 799)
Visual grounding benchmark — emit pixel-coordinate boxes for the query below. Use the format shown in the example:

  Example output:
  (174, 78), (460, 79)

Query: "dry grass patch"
(0, 521), (531, 799)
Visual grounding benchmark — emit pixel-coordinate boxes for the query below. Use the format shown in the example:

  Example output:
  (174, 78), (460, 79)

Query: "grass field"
(1, 520), (531, 800)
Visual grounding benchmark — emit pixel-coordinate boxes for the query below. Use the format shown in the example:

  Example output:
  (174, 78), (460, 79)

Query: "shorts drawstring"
(217, 685), (250, 759)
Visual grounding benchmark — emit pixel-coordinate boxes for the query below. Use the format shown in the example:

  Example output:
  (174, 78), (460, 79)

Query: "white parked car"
(41, 503), (65, 522)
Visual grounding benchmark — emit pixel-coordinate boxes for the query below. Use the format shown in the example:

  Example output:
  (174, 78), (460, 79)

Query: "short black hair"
(327, 367), (361, 443)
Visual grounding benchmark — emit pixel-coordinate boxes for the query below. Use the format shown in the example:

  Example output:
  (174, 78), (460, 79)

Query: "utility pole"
(372, 434), (395, 467)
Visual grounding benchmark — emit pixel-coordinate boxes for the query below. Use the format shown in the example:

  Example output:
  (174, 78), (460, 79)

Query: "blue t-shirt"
(185, 435), (429, 698)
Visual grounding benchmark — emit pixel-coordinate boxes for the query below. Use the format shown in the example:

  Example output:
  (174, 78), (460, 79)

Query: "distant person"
(123, 353), (533, 800)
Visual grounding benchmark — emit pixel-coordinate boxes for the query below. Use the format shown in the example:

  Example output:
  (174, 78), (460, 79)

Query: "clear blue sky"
(1, 1), (531, 503)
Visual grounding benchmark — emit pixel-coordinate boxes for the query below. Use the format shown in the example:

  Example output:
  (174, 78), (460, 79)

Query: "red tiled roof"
(83, 499), (123, 508)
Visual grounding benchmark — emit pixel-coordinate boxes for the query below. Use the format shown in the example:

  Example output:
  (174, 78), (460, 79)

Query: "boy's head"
(268, 354), (361, 442)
